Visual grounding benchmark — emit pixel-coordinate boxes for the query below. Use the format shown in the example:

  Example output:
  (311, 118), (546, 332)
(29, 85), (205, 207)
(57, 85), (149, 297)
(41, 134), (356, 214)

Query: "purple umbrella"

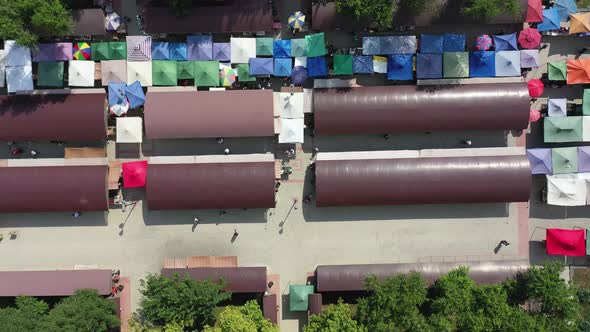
(292, 66), (308, 85)
(520, 49), (540, 68)
(213, 43), (230, 62)
(527, 148), (553, 174)
(33, 43), (72, 62)
(578, 146), (590, 172)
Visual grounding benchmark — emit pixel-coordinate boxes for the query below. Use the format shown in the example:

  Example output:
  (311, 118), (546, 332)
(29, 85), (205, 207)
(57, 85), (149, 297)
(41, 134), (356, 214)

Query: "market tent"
(33, 43), (72, 62)
(212, 43), (230, 62)
(127, 35), (152, 61)
(567, 58), (590, 84)
(333, 54), (353, 75)
(92, 42), (110, 61)
(152, 60), (177, 86)
(493, 33), (518, 51)
(584, 89), (590, 115)
(548, 98), (567, 117)
(169, 43), (187, 61)
(305, 33), (326, 57)
(68, 60), (95, 87)
(292, 66), (307, 85)
(387, 54), (413, 80)
(547, 229), (585, 256)
(547, 176), (587, 206)
(277, 92), (304, 118)
(554, 0), (577, 22)
(520, 49), (540, 68)
(37, 62), (63, 87)
(109, 42), (127, 60)
(417, 53), (442, 79)
(373, 56), (387, 73)
(256, 38), (273, 56)
(177, 61), (195, 79)
(526, 148), (552, 174)
(307, 56), (327, 77)
(231, 38), (256, 63)
(237, 64), (255, 82)
(279, 118), (304, 143)
(443, 34), (465, 52)
(495, 51), (521, 77)
(526, 0), (543, 22)
(579, 146), (590, 172)
(116, 117), (143, 143)
(108, 82), (127, 106)
(249, 58), (273, 76)
(362, 36), (381, 55)
(274, 58), (292, 77)
(6, 66), (32, 93)
(380, 36), (416, 54)
(420, 34), (443, 53)
(548, 61), (567, 81)
(569, 13), (590, 34)
(538, 8), (561, 32)
(127, 61), (152, 86)
(544, 117), (583, 142)
(553, 147), (578, 174)
(469, 51), (495, 77)
(126, 81), (146, 108)
(353, 56), (373, 74)
(584, 116), (590, 142)
(122, 160), (148, 188)
(443, 52), (469, 78)
(290, 39), (306, 57)
(289, 285), (314, 311)
(518, 28), (541, 49)
(151, 42), (170, 60)
(294, 57), (306, 67)
(187, 35), (212, 61)
(273, 40), (291, 58)
(5, 40), (31, 66)
(194, 61), (219, 86)
(101, 60), (127, 85)
(528, 79), (544, 97)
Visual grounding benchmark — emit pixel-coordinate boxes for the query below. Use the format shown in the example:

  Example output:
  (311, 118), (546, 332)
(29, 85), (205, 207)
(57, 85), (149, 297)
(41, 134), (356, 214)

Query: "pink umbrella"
(530, 109), (541, 122)
(528, 79), (544, 97)
(475, 34), (493, 50)
(518, 28), (542, 49)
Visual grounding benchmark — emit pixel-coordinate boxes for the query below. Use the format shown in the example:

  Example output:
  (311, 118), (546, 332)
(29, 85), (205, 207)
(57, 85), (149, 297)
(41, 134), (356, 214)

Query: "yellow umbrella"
(288, 11), (305, 30)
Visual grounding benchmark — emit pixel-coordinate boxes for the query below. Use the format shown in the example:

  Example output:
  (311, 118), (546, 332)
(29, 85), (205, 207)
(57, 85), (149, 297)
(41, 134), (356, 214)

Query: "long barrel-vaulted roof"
(161, 267), (267, 293)
(0, 269), (112, 296)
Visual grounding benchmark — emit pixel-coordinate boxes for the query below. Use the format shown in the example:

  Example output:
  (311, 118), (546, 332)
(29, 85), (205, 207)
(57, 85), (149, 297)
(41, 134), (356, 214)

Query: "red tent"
(546, 229), (586, 256)
(526, 0), (543, 22)
(122, 161), (148, 188)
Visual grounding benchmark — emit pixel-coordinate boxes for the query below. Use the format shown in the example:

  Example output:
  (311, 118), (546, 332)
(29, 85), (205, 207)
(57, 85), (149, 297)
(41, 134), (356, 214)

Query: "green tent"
(37, 61), (64, 87)
(544, 116), (584, 143)
(552, 147), (579, 174)
(194, 61), (219, 87)
(289, 285), (314, 311)
(548, 61), (567, 81)
(333, 54), (353, 75)
(290, 38), (306, 57)
(305, 33), (326, 57)
(256, 38), (273, 56)
(443, 52), (469, 78)
(109, 42), (127, 60)
(237, 64), (255, 82)
(583, 89), (590, 115)
(177, 61), (195, 79)
(152, 60), (177, 86)
(92, 42), (110, 61)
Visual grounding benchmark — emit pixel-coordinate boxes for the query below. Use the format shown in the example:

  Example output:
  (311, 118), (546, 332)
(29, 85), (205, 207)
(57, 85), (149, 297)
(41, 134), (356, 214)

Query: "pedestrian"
(224, 148), (230, 155)
(463, 139), (472, 146)
(233, 228), (239, 237)
(303, 195), (312, 204)
(500, 240), (510, 246)
(217, 137), (224, 144)
(219, 210), (226, 217)
(193, 217), (200, 224)
(30, 150), (38, 158)
(383, 134), (390, 140)
(72, 211), (81, 218)
(10, 147), (23, 155)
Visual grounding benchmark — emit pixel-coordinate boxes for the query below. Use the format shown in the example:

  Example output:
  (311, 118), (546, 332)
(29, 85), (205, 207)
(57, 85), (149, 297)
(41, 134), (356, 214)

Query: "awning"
(33, 43), (72, 62)
(552, 147), (578, 174)
(231, 37), (256, 64)
(417, 53), (442, 79)
(0, 270), (112, 296)
(546, 229), (585, 256)
(126, 35), (152, 61)
(187, 35), (213, 61)
(37, 62), (64, 87)
(567, 58), (590, 84)
(527, 148), (552, 174)
(151, 42), (170, 60)
(469, 51), (495, 77)
(443, 34), (465, 52)
(548, 98), (567, 117)
(6, 66), (33, 93)
(387, 54), (413, 80)
(549, 61), (567, 81)
(443, 52), (469, 78)
(289, 285), (314, 311)
(273, 40), (291, 58)
(420, 34), (443, 53)
(495, 51), (521, 77)
(152, 60), (177, 86)
(256, 38), (274, 56)
(101, 60), (127, 85)
(68, 60), (95, 87)
(544, 117), (583, 142)
(127, 61), (152, 86)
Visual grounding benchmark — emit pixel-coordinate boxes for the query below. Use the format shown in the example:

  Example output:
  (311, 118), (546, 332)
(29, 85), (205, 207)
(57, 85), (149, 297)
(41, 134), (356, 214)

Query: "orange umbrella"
(567, 58), (590, 84)
(569, 13), (590, 34)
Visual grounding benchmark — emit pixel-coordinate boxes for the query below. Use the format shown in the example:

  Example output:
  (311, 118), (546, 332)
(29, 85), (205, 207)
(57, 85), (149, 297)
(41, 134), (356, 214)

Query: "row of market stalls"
(545, 59), (590, 85)
(544, 116), (590, 143)
(528, 147), (590, 174)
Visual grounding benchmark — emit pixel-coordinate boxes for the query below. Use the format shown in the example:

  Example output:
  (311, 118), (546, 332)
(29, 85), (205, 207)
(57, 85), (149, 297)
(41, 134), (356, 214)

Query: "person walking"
(499, 240), (510, 246)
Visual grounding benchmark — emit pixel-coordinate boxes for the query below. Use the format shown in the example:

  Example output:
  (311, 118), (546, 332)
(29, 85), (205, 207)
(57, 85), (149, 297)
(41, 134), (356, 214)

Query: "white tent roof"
(373, 56), (387, 74)
(127, 61), (152, 87)
(230, 38), (256, 64)
(6, 65), (33, 93)
(548, 98), (567, 117)
(547, 175), (587, 206)
(68, 61), (95, 87)
(101, 60), (127, 85)
(295, 57), (307, 67)
(584, 116), (590, 142)
(275, 92), (304, 119)
(4, 40), (31, 67)
(0, 50), (5, 88)
(279, 118), (304, 143)
(116, 117), (143, 143)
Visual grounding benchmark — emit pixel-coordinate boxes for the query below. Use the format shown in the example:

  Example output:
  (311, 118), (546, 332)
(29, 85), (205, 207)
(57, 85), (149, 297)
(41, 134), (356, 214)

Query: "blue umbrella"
(353, 55), (373, 74)
(362, 37), (381, 55)
(307, 56), (327, 77)
(554, 0), (577, 22)
(292, 66), (308, 85)
(538, 8), (561, 32)
(125, 81), (145, 109)
(387, 54), (413, 80)
(469, 51), (495, 77)
(273, 40), (291, 58)
(443, 34), (465, 52)
(416, 53), (442, 79)
(274, 58), (292, 77)
(169, 43), (187, 61)
(249, 58), (273, 75)
(151, 42), (170, 60)
(108, 82), (126, 106)
(212, 43), (230, 62)
(420, 34), (443, 53)
(493, 33), (518, 51)
(187, 35), (212, 61)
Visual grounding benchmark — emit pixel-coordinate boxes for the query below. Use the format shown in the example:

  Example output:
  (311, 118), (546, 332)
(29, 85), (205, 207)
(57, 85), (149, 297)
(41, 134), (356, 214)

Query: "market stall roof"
(380, 36), (417, 54)
(546, 229), (585, 256)
(0, 270), (112, 296)
(116, 117), (143, 143)
(144, 90), (274, 139)
(122, 160), (148, 189)
(353, 56), (373, 74)
(552, 147), (578, 174)
(334, 54), (353, 75)
(0, 92), (106, 141)
(33, 43), (72, 62)
(101, 60), (127, 85)
(274, 58), (292, 77)
(554, 0), (577, 22)
(161, 267), (267, 293)
(520, 49), (540, 68)
(5, 40), (31, 66)
(495, 51), (521, 77)
(127, 61), (152, 86)
(567, 58), (590, 84)
(362, 36), (381, 55)
(146, 154), (275, 210)
(538, 8), (561, 31)
(420, 34), (444, 53)
(256, 38), (274, 56)
(527, 0), (543, 22)
(0, 158), (108, 212)
(387, 54), (413, 80)
(187, 35), (213, 61)
(417, 53), (442, 79)
(290, 285), (314, 311)
(194, 61), (219, 86)
(290, 39), (306, 57)
(469, 51), (495, 77)
(177, 61), (194, 80)
(547, 174), (587, 206)
(68, 60), (95, 87)
(569, 12), (590, 33)
(443, 52), (469, 78)
(231, 38), (256, 64)
(37, 62), (64, 87)
(213, 43), (230, 62)
(151, 42), (170, 60)
(579, 146), (590, 172)
(279, 118), (304, 143)
(152, 60), (177, 86)
(544, 116), (583, 143)
(305, 33), (327, 57)
(527, 148), (553, 174)
(273, 40), (291, 58)
(549, 61), (568, 81)
(493, 33), (518, 51)
(249, 58), (273, 76)
(307, 56), (327, 77)
(443, 34), (465, 52)
(127, 35), (152, 61)
(71, 9), (106, 35)
(170, 43), (187, 61)
(548, 98), (567, 117)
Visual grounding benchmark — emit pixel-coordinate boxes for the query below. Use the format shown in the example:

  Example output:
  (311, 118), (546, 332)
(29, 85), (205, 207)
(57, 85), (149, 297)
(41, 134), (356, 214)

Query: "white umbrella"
(230, 37), (256, 64)
(4, 40), (31, 66)
(116, 117), (143, 143)
(68, 60), (95, 87)
(105, 12), (121, 31)
(6, 65), (33, 93)
(279, 118), (304, 143)
(110, 98), (130, 116)
(127, 61), (152, 86)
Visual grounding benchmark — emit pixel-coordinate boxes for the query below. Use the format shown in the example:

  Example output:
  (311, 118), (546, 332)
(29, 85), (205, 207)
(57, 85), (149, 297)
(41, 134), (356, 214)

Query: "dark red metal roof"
(313, 83), (530, 135)
(0, 162), (108, 212)
(0, 270), (112, 296)
(263, 294), (278, 323)
(0, 93), (107, 141)
(161, 267), (267, 293)
(316, 261), (530, 292)
(144, 90), (275, 139)
(308, 293), (323, 315)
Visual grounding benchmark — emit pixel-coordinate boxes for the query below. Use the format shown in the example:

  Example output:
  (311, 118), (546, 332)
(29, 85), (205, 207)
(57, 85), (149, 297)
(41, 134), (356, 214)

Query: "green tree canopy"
(0, 0), (73, 47)
(204, 300), (278, 332)
(0, 296), (49, 332)
(335, 0), (396, 29)
(461, 0), (521, 21)
(305, 300), (366, 332)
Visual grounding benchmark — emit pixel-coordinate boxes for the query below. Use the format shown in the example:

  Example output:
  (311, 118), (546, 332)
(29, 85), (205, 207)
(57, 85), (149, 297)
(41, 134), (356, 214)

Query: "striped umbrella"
(73, 42), (91, 60)
(475, 34), (492, 51)
(219, 65), (236, 87)
(288, 11), (305, 30)
(127, 36), (152, 61)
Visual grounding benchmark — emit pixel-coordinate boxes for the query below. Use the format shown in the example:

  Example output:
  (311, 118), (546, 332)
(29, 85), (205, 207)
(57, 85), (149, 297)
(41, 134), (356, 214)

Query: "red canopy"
(529, 109), (541, 122)
(546, 229), (586, 256)
(528, 79), (544, 97)
(518, 28), (541, 49)
(526, 0), (543, 22)
(122, 161), (148, 188)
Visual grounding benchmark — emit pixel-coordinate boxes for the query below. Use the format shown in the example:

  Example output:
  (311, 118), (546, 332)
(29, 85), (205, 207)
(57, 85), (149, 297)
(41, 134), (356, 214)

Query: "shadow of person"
(494, 243), (503, 254)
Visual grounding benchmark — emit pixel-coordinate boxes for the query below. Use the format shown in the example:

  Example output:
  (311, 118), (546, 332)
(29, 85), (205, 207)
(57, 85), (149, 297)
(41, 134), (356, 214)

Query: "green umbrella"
(289, 285), (314, 311)
(177, 61), (195, 79)
(306, 33), (326, 57)
(443, 52), (469, 78)
(109, 42), (127, 60)
(237, 64), (255, 82)
(256, 38), (273, 56)
(552, 147), (579, 174)
(37, 61), (64, 87)
(548, 61), (567, 81)
(583, 89), (590, 115)
(544, 116), (583, 143)
(333, 54), (353, 75)
(92, 42), (110, 61)
(194, 61), (219, 87)
(290, 38), (306, 57)
(152, 60), (177, 86)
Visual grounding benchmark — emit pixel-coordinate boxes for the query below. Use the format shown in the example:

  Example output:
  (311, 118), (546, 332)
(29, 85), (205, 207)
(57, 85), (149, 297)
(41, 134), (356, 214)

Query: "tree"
(136, 273), (231, 331)
(461, 0), (521, 21)
(0, 296), (49, 332)
(335, 0), (396, 30)
(165, 0), (193, 16)
(304, 300), (366, 332)
(39, 289), (120, 332)
(204, 300), (278, 332)
(0, 0), (73, 47)
(399, 0), (431, 15)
